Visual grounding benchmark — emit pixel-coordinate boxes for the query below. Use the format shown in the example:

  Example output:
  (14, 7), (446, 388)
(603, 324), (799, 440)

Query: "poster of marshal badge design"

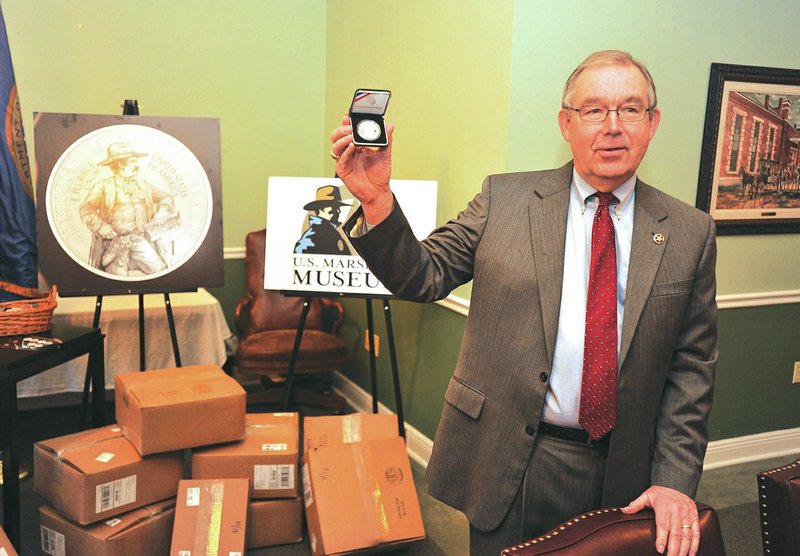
(34, 113), (223, 296)
(264, 176), (437, 296)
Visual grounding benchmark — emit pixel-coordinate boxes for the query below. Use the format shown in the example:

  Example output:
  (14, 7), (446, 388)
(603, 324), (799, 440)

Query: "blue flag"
(0, 6), (36, 302)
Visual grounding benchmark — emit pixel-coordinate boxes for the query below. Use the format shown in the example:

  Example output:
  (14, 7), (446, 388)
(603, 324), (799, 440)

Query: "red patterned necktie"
(579, 192), (617, 440)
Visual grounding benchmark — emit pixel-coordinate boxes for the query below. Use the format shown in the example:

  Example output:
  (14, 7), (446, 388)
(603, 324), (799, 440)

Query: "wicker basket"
(0, 281), (58, 336)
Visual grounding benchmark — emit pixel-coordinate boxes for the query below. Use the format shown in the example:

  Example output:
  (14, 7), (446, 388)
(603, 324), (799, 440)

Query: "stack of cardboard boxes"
(36, 365), (260, 555)
(302, 414), (426, 555)
(192, 412), (303, 548)
(34, 364), (426, 555)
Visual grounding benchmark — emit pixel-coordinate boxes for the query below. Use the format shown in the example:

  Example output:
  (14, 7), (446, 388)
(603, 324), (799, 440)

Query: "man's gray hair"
(562, 50), (658, 110)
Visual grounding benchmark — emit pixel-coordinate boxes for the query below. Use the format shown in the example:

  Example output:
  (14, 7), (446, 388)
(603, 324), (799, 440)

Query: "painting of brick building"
(713, 90), (800, 212)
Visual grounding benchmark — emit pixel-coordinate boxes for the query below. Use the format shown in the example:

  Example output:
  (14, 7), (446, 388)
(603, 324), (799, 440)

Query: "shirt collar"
(571, 169), (636, 218)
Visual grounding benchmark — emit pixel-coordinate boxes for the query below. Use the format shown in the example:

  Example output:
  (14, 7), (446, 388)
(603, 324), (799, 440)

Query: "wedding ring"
(681, 524), (692, 529)
(329, 149), (340, 161)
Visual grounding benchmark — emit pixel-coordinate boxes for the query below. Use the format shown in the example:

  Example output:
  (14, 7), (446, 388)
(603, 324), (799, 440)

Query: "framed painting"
(696, 63), (800, 234)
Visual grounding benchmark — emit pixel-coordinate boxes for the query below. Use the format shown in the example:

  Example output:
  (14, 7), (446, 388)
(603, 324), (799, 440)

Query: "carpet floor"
(716, 502), (762, 556)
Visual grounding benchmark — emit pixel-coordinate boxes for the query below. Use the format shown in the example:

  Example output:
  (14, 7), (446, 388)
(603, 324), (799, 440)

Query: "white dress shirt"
(541, 170), (635, 428)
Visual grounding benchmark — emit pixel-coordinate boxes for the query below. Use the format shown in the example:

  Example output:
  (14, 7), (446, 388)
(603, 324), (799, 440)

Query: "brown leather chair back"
(757, 458), (800, 555)
(240, 229), (326, 335)
(501, 503), (725, 555)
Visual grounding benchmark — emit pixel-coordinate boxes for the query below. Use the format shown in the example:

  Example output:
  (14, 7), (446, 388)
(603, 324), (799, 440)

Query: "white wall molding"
(702, 427), (800, 470)
(333, 370), (800, 471)
(331, 372), (433, 467)
(435, 290), (800, 316)
(434, 294), (469, 316)
(225, 244), (799, 310)
(224, 246), (246, 260)
(716, 290), (800, 309)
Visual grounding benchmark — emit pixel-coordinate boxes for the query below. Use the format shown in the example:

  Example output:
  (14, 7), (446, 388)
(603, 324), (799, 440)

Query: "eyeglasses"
(565, 104), (650, 122)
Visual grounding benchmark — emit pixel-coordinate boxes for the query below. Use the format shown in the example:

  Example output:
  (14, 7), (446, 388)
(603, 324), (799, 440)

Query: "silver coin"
(45, 124), (213, 282)
(356, 119), (382, 141)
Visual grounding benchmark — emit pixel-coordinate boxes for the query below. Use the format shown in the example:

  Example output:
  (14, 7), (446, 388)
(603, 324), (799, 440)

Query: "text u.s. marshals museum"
(292, 254), (381, 290)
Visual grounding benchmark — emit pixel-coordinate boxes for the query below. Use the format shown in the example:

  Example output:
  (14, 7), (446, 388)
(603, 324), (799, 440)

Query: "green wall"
(3, 0), (329, 247)
(507, 0), (800, 296)
(4, 1), (798, 443)
(713, 303), (800, 438)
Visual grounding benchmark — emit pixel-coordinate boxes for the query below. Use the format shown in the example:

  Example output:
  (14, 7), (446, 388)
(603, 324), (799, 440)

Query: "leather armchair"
(757, 457), (800, 555)
(234, 229), (347, 409)
(501, 503), (725, 555)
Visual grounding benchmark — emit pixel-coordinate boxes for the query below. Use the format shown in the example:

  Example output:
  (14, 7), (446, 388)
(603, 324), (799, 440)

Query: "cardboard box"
(115, 365), (246, 455)
(0, 524), (18, 556)
(302, 437), (425, 555)
(33, 425), (183, 525)
(247, 497), (303, 549)
(171, 479), (249, 556)
(38, 498), (175, 556)
(303, 413), (398, 451)
(192, 412), (299, 499)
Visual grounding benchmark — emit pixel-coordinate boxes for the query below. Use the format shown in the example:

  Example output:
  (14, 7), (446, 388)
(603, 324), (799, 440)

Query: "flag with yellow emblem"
(0, 6), (36, 302)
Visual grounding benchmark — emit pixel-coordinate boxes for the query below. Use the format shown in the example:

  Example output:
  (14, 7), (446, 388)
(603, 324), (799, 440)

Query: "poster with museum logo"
(264, 176), (437, 296)
(34, 113), (223, 296)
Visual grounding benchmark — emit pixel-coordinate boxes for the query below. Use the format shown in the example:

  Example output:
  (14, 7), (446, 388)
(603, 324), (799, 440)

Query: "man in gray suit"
(330, 50), (716, 556)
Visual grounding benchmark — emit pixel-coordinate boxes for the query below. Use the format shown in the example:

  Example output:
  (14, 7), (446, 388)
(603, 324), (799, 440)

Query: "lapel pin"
(652, 233), (665, 245)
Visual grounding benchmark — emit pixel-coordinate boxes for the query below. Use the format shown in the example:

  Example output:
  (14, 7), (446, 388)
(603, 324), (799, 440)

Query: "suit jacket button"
(525, 425), (535, 436)
(539, 372), (548, 383)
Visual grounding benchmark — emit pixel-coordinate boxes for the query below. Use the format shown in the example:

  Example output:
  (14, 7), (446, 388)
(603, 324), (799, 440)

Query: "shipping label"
(40, 525), (65, 556)
(186, 487), (201, 507)
(95, 452), (115, 463)
(254, 464), (294, 490)
(261, 443), (288, 452)
(302, 464), (313, 508)
(95, 474), (137, 513)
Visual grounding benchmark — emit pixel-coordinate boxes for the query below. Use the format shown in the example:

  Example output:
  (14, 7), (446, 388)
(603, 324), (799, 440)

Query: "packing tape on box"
(342, 414), (363, 443)
(122, 377), (184, 408)
(48, 426), (125, 487)
(245, 422), (289, 434)
(109, 499), (176, 533)
(143, 500), (175, 518)
(352, 444), (391, 541)
(245, 422), (293, 452)
(51, 427), (123, 462)
(124, 372), (220, 404)
(192, 481), (225, 555)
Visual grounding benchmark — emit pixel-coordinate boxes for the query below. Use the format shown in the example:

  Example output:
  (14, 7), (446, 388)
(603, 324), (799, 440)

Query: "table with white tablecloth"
(17, 288), (234, 397)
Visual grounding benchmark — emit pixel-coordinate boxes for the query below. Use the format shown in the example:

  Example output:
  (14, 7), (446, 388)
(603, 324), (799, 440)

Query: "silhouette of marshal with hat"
(294, 185), (353, 255)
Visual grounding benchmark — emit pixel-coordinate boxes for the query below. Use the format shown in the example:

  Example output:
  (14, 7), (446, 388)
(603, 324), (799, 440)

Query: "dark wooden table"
(0, 323), (105, 551)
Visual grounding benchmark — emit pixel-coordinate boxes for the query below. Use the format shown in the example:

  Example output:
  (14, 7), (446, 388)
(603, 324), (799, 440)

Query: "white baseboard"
(332, 371), (800, 471)
(702, 426), (800, 470)
(331, 371), (433, 468)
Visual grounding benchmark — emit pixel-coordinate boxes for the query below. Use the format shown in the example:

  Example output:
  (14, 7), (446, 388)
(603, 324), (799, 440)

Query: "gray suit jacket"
(344, 162), (718, 532)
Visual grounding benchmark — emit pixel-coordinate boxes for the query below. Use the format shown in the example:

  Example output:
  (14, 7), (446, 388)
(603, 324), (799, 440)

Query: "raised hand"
(329, 115), (395, 225)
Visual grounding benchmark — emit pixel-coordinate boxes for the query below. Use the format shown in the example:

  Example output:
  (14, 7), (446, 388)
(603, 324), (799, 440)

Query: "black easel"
(79, 99), (184, 428)
(280, 292), (406, 439)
